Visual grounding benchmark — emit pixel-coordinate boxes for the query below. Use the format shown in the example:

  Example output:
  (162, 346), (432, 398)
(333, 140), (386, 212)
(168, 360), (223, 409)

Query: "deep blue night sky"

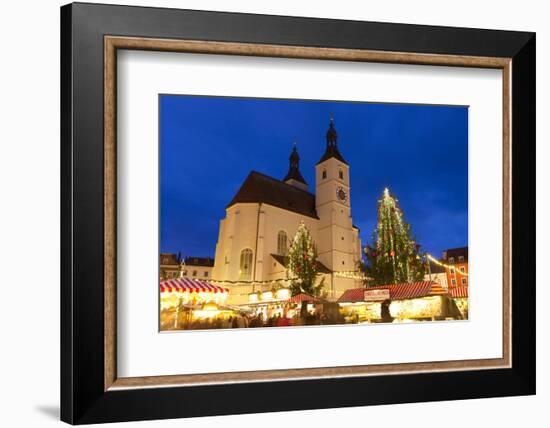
(160, 95), (468, 260)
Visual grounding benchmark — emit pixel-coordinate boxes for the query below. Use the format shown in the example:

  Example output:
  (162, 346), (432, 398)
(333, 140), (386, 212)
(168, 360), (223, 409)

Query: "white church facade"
(211, 119), (363, 302)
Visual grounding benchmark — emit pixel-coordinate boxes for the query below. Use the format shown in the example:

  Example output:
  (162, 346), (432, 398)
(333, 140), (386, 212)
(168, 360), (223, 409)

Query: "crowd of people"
(160, 303), (350, 331)
(160, 295), (465, 330)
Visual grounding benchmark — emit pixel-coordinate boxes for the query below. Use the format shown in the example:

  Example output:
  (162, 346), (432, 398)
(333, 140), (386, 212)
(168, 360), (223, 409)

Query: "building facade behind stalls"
(442, 247), (469, 287)
(160, 254), (214, 280)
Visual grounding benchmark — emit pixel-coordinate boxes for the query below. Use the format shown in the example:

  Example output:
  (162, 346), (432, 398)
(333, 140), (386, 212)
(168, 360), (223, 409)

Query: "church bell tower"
(315, 117), (356, 290)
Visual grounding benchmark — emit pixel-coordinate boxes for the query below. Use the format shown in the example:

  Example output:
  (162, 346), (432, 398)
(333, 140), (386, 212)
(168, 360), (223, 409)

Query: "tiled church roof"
(227, 171), (318, 219)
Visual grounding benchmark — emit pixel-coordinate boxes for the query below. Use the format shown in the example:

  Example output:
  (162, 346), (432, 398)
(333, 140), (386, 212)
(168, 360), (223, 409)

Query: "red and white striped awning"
(338, 281), (447, 303)
(160, 278), (229, 294)
(449, 286), (468, 298)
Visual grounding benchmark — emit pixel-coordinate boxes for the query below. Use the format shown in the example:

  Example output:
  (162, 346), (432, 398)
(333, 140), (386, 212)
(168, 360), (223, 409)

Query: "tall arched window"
(239, 248), (253, 280)
(277, 230), (288, 256)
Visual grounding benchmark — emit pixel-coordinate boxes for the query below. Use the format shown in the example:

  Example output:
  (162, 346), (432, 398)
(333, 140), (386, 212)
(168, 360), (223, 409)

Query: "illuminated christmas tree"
(288, 221), (323, 297)
(364, 187), (425, 285)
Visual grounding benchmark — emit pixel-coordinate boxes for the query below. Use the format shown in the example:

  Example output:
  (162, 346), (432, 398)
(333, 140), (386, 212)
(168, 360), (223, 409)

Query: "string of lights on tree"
(287, 221), (324, 297)
(363, 187), (426, 286)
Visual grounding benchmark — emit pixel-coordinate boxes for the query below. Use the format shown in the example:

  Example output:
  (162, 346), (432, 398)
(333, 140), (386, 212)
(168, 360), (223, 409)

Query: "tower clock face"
(336, 186), (348, 203)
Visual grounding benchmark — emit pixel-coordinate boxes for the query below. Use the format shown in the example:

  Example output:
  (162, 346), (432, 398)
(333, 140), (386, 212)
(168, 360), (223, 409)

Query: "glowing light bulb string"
(169, 254), (466, 291)
(426, 254), (469, 276)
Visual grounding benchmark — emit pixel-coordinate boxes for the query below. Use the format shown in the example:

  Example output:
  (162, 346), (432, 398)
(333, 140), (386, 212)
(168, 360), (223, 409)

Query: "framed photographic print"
(61, 2), (535, 424)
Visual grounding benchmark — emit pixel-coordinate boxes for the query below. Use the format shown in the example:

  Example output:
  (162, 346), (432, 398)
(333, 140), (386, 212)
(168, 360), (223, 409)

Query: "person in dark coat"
(381, 299), (394, 323)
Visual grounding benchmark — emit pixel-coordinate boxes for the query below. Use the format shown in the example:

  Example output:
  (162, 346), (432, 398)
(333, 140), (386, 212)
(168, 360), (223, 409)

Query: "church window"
(339, 169), (344, 180)
(239, 249), (253, 280)
(277, 231), (288, 256)
(322, 169), (327, 179)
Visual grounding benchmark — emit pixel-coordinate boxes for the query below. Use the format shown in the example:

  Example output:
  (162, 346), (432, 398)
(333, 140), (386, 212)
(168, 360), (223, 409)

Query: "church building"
(211, 118), (363, 302)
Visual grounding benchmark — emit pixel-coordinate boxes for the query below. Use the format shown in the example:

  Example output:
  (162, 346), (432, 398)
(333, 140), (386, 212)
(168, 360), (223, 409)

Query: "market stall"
(337, 281), (464, 323)
(449, 285), (469, 319)
(239, 289), (330, 325)
(243, 288), (292, 320)
(160, 277), (229, 308)
(160, 278), (236, 330)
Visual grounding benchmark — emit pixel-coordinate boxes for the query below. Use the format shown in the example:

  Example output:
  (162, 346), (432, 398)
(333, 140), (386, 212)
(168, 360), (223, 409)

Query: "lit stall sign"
(364, 289), (390, 302)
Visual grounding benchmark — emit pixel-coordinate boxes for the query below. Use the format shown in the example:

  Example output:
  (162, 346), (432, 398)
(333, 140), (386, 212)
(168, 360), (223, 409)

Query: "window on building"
(460, 267), (465, 273)
(192, 270), (197, 277)
(224, 254), (229, 264)
(450, 267), (456, 274)
(461, 278), (467, 285)
(339, 169), (344, 179)
(277, 231), (288, 256)
(322, 170), (327, 179)
(451, 279), (457, 286)
(204, 271), (208, 277)
(182, 270), (187, 276)
(239, 249), (253, 280)
(449, 257), (455, 263)
(458, 255), (464, 262)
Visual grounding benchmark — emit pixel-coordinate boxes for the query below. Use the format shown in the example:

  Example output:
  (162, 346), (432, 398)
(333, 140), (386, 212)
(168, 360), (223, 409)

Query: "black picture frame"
(61, 2), (535, 424)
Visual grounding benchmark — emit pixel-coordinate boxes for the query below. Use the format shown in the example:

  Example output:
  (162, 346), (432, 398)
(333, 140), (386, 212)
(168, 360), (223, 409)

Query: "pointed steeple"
(283, 143), (308, 190)
(326, 115), (338, 146)
(289, 142), (300, 170)
(317, 116), (347, 165)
